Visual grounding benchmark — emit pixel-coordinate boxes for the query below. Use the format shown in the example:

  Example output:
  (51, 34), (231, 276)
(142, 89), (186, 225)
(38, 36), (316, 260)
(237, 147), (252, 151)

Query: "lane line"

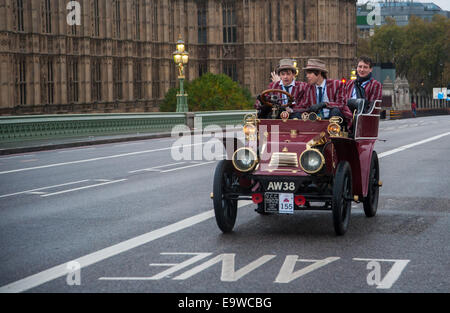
(378, 132), (450, 159)
(160, 161), (215, 173)
(0, 180), (90, 199)
(0, 201), (251, 293)
(128, 162), (186, 173)
(40, 179), (128, 197)
(0, 143), (204, 175)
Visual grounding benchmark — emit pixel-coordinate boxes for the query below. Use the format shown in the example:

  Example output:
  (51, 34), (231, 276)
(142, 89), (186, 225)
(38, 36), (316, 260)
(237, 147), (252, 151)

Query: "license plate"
(264, 193), (294, 214)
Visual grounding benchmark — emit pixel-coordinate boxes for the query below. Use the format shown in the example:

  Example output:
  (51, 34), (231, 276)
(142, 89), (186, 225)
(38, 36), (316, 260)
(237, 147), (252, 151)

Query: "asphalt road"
(0, 115), (449, 294)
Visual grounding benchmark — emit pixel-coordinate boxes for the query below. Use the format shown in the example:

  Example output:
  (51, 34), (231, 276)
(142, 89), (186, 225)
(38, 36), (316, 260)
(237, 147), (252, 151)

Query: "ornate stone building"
(0, 0), (357, 115)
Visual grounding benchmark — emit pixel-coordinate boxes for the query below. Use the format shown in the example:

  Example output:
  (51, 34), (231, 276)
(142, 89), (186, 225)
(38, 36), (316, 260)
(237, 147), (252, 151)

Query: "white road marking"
(378, 132), (450, 159)
(113, 142), (145, 148)
(40, 179), (128, 197)
(128, 162), (186, 173)
(0, 143), (204, 175)
(0, 180), (90, 199)
(172, 254), (276, 282)
(275, 256), (341, 284)
(100, 253), (213, 281)
(0, 200), (251, 293)
(160, 161), (215, 173)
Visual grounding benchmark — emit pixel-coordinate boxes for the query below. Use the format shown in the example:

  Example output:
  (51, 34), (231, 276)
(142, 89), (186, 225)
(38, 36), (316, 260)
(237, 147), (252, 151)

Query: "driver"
(255, 59), (308, 119)
(299, 59), (353, 127)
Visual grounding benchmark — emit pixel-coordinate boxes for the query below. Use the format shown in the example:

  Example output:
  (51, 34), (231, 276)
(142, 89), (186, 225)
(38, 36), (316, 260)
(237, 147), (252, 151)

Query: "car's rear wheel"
(332, 161), (352, 236)
(213, 160), (238, 233)
(363, 151), (380, 217)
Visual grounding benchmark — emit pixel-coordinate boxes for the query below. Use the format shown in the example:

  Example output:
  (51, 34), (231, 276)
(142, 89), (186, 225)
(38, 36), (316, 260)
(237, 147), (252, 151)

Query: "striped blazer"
(255, 80), (309, 112)
(344, 78), (383, 103)
(302, 79), (353, 124)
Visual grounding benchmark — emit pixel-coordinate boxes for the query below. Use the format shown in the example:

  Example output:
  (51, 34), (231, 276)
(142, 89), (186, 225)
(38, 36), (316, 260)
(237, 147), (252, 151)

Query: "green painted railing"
(0, 111), (256, 142)
(194, 111), (255, 128)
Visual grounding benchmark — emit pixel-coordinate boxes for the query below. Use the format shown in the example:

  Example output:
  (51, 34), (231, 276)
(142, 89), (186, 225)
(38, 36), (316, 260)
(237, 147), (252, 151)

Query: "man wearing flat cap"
(255, 59), (308, 118)
(301, 59), (353, 126)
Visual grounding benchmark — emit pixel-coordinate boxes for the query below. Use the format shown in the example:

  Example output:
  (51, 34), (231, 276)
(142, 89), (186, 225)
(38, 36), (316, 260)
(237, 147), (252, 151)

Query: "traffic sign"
(433, 88), (447, 100)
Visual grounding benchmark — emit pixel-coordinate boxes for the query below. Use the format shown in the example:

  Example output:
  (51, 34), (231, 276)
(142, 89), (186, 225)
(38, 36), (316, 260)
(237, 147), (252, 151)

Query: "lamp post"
(293, 60), (299, 77)
(173, 36), (189, 112)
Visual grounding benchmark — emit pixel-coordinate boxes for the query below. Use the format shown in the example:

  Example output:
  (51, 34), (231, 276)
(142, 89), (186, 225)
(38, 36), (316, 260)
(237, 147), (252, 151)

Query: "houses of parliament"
(0, 0), (357, 114)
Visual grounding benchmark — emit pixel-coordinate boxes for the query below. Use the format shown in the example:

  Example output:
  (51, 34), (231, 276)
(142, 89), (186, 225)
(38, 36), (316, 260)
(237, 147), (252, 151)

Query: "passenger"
(344, 56), (382, 111)
(297, 59), (353, 127)
(255, 59), (308, 119)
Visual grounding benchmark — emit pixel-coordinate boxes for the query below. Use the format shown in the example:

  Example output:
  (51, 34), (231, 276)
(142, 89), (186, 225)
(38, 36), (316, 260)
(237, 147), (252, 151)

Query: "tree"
(160, 73), (254, 112)
(370, 17), (405, 64)
(365, 15), (450, 93)
(356, 37), (372, 59)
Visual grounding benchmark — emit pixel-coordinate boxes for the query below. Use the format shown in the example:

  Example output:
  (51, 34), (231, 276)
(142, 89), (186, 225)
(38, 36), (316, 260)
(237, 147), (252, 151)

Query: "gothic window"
(113, 58), (123, 100)
(93, 0), (100, 37)
(199, 62), (207, 77)
(70, 23), (77, 36)
(67, 58), (79, 103)
(16, 0), (24, 32)
(223, 62), (237, 81)
(294, 1), (299, 41)
(91, 58), (102, 101)
(277, 2), (281, 41)
(134, 61), (143, 100)
(152, 59), (160, 99)
(303, 0), (307, 41)
(15, 57), (27, 105)
(43, 0), (52, 34)
(222, 1), (236, 43)
(153, 2), (158, 41)
(114, 0), (121, 39)
(41, 57), (54, 105)
(134, 0), (140, 40)
(268, 2), (272, 41)
(198, 2), (207, 44)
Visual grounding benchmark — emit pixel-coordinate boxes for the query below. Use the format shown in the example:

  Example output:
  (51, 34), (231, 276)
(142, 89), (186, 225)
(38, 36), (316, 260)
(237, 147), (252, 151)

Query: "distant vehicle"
(212, 89), (382, 235)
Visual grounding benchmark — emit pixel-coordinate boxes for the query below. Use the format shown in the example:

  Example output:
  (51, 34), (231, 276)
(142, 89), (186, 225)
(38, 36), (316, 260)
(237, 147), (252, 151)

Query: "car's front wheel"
(213, 160), (238, 233)
(332, 161), (352, 236)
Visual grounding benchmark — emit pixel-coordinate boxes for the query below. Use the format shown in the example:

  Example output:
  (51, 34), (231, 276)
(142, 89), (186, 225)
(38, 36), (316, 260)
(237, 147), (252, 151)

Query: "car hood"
(254, 119), (329, 176)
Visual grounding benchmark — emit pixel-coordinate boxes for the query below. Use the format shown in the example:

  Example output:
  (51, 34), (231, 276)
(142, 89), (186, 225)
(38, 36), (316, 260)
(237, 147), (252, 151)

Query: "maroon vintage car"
(212, 89), (382, 235)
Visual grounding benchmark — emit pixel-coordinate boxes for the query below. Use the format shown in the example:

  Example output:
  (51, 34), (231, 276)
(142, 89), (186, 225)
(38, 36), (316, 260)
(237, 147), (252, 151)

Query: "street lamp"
(173, 36), (189, 112)
(292, 60), (299, 77)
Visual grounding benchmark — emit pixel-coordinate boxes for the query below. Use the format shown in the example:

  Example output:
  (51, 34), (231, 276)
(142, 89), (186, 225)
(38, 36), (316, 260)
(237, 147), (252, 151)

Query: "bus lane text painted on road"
(98, 252), (410, 289)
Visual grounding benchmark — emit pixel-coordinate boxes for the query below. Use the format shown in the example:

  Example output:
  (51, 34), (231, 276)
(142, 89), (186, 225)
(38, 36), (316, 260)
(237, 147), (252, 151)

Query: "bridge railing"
(0, 111), (256, 142)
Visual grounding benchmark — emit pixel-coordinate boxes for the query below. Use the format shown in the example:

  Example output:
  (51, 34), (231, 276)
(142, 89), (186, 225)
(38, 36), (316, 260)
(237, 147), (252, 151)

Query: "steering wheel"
(259, 89), (294, 107)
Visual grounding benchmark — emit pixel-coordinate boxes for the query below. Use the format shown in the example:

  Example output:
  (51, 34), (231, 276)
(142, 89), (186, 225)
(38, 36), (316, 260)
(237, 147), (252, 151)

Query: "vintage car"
(212, 89), (382, 235)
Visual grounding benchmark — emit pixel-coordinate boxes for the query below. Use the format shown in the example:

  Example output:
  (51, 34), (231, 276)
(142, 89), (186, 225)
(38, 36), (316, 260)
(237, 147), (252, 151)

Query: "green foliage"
(161, 73), (254, 112)
(361, 15), (450, 92)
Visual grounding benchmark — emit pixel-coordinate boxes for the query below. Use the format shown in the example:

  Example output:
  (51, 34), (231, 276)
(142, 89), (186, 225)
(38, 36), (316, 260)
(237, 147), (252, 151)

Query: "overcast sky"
(356, 0), (450, 11)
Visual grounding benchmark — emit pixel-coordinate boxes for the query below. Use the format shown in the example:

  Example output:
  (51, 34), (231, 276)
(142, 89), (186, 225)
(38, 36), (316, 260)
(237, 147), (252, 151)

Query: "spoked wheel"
(213, 160), (238, 233)
(332, 162), (353, 236)
(363, 151), (380, 217)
